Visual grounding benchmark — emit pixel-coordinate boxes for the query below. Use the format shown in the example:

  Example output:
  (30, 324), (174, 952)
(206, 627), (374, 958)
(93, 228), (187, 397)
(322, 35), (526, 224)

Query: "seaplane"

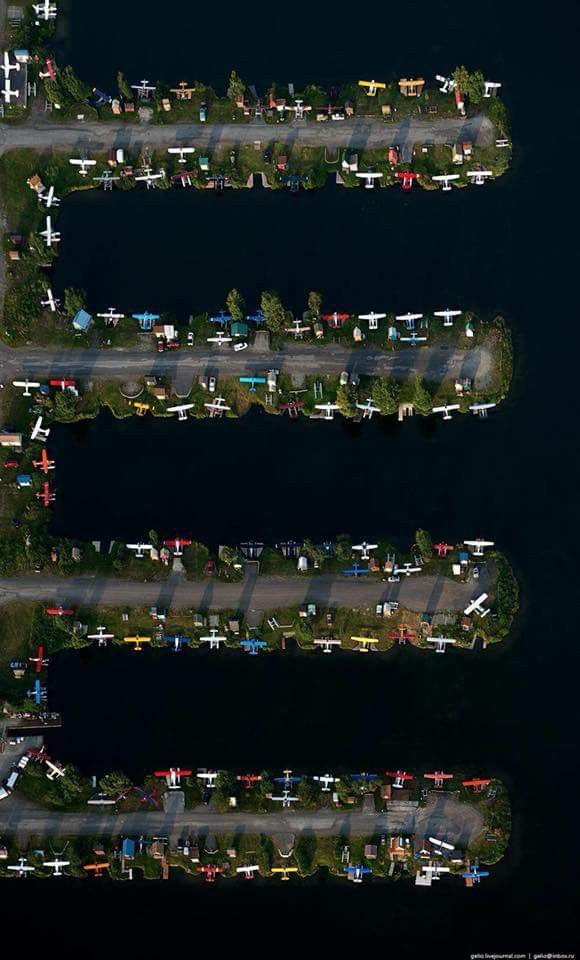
(355, 170), (383, 189)
(279, 399), (304, 419)
(197, 770), (218, 789)
(270, 790), (299, 808)
(92, 170), (120, 190)
(435, 73), (455, 93)
(87, 626), (115, 647)
(163, 537), (192, 556)
(432, 404), (461, 421)
(43, 858), (70, 877)
(131, 79), (156, 98)
(341, 562), (369, 577)
(69, 157), (97, 177)
(2, 79), (18, 104)
(351, 635), (379, 653)
(387, 626), (416, 645)
(285, 98), (312, 121)
(197, 864), (224, 883)
(270, 866), (298, 881)
(208, 309), (232, 326)
(162, 634), (191, 652)
(427, 636), (456, 654)
(132, 311), (160, 326)
(7, 857), (35, 877)
(322, 311), (350, 327)
(434, 308), (462, 327)
(167, 146), (195, 164)
(237, 774), (262, 789)
(396, 311), (423, 331)
(344, 864), (372, 883)
(350, 772), (378, 783)
(154, 767), (192, 789)
(484, 80), (502, 97)
(462, 778), (491, 794)
(274, 769), (302, 790)
(41, 288), (60, 312)
(385, 770), (414, 789)
(28, 678), (46, 704)
(45, 606), (73, 617)
(464, 539), (495, 556)
(97, 308), (125, 325)
(463, 862), (490, 886)
(432, 173), (460, 192)
(199, 628), (226, 650)
(50, 378), (77, 392)
(313, 774), (340, 791)
(31, 416), (50, 441)
(393, 562), (421, 577)
(1, 52), (19, 77)
(395, 171), (420, 191)
(39, 186), (60, 208)
(400, 332), (427, 345)
(358, 310), (386, 330)
(36, 482), (55, 508)
(355, 399), (380, 420)
(39, 58), (56, 81)
(166, 404), (195, 422)
(206, 331), (233, 346)
(285, 319), (311, 338)
(45, 759), (66, 779)
(126, 542), (153, 558)
(135, 167), (165, 189)
(433, 542), (454, 557)
(204, 397), (231, 418)
(239, 637), (268, 656)
(236, 864), (260, 879)
(39, 216), (60, 247)
(83, 862), (110, 878)
(464, 593), (490, 618)
(32, 1), (57, 20)
(358, 80), (386, 97)
(313, 636), (341, 653)
(424, 771), (454, 788)
(314, 401), (340, 421)
(123, 635), (152, 652)
(239, 376), (267, 393)
(469, 402), (497, 418)
(13, 378), (40, 397)
(352, 541), (378, 560)
(467, 170), (493, 186)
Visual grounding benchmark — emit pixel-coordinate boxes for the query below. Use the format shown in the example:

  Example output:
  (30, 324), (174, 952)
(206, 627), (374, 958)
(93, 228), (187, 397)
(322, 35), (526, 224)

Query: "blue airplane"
(246, 311), (266, 325)
(208, 310), (232, 326)
(462, 862), (490, 885)
(341, 563), (370, 577)
(343, 864), (372, 883)
(239, 638), (268, 656)
(162, 634), (191, 652)
(239, 376), (266, 393)
(350, 773), (379, 782)
(132, 312), (160, 332)
(274, 770), (302, 788)
(27, 679), (45, 705)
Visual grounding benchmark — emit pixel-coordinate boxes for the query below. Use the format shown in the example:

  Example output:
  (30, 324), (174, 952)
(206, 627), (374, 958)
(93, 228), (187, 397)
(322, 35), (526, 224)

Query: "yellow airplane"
(351, 636), (379, 653)
(132, 402), (150, 416)
(398, 78), (425, 97)
(170, 81), (196, 100)
(358, 80), (386, 97)
(272, 866), (299, 881)
(123, 636), (151, 652)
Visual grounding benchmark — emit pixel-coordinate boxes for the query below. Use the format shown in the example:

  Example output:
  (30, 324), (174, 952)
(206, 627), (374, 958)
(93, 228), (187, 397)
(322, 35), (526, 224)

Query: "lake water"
(13, 0), (580, 957)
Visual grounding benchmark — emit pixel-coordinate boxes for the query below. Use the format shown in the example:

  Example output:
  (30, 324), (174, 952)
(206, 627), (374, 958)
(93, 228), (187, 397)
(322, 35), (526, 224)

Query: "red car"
(205, 560), (215, 576)
(3, 460), (19, 469)
(156, 338), (165, 353)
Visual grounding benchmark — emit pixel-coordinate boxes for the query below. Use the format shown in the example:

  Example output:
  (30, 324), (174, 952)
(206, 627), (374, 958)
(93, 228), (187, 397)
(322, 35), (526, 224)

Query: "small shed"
(231, 321), (249, 338)
(364, 844), (378, 860)
(72, 309), (93, 332)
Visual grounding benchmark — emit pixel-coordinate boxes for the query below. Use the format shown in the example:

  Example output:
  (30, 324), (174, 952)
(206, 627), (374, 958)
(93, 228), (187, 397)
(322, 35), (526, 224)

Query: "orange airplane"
(32, 449), (55, 474)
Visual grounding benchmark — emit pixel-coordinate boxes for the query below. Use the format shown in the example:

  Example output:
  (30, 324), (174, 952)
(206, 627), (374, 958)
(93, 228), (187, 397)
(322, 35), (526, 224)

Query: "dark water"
(19, 1), (580, 958)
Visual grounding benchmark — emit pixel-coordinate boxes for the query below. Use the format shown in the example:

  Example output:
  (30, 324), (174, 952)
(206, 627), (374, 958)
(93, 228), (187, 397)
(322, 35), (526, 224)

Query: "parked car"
(233, 341), (248, 352)
(3, 460), (19, 469)
(187, 331), (194, 346)
(156, 338), (165, 353)
(208, 376), (216, 393)
(387, 575), (400, 583)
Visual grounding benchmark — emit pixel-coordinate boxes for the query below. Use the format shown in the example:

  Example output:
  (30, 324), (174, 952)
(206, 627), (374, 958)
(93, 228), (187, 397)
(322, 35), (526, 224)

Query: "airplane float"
(166, 404), (195, 422)
(92, 171), (120, 189)
(356, 170), (383, 189)
(274, 769), (302, 790)
(28, 679), (46, 705)
(199, 629), (226, 650)
(13, 379), (40, 397)
(236, 864), (260, 879)
(435, 74), (455, 93)
(1, 52), (19, 77)
(270, 790), (299, 808)
(399, 332), (427, 345)
(7, 857), (35, 877)
(206, 331), (233, 346)
(395, 171), (420, 191)
(208, 310), (232, 326)
(464, 593), (490, 618)
(285, 319), (311, 338)
(313, 774), (340, 791)
(45, 606), (74, 617)
(393, 562), (421, 577)
(87, 626), (115, 647)
(352, 541), (378, 560)
(285, 98), (312, 120)
(239, 637), (268, 655)
(167, 146), (195, 164)
(464, 539), (494, 556)
(69, 157), (96, 177)
(469, 402), (497, 418)
(341, 562), (369, 577)
(135, 167), (165, 189)
(36, 482), (56, 508)
(197, 770), (218, 789)
(39, 58), (57, 81)
(83, 862), (110, 878)
(237, 774), (262, 789)
(154, 767), (192, 789)
(344, 864), (372, 883)
(351, 635), (379, 653)
(358, 310), (386, 330)
(239, 376), (267, 393)
(33, 1), (57, 21)
(424, 771), (454, 788)
(2, 78), (18, 104)
(163, 537), (192, 556)
(97, 308), (125, 324)
(29, 644), (49, 673)
(39, 216), (60, 247)
(39, 186), (60, 208)
(462, 778), (491, 794)
(484, 81), (502, 97)
(463, 862), (490, 886)
(123, 635), (152, 652)
(467, 170), (493, 186)
(126, 542), (153, 558)
(162, 634), (191, 652)
(358, 80), (386, 97)
(313, 636), (341, 653)
(50, 379), (77, 392)
(431, 173), (460, 192)
(385, 770), (414, 789)
(433, 542), (454, 557)
(388, 626), (416, 645)
(204, 397), (231, 419)
(355, 399), (380, 419)
(427, 636), (456, 654)
(131, 79), (156, 98)
(396, 311), (423, 330)
(272, 866), (299, 880)
(432, 403), (461, 421)
(196, 864), (225, 883)
(43, 858), (70, 877)
(45, 759), (66, 780)
(434, 308), (462, 327)
(314, 401), (340, 421)
(132, 311), (160, 326)
(41, 288), (60, 312)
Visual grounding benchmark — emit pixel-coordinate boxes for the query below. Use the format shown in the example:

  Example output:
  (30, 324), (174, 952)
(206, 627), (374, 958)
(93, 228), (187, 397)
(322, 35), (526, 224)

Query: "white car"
(233, 342), (248, 352)
(187, 331), (194, 346)
(387, 575), (400, 583)
(208, 376), (216, 393)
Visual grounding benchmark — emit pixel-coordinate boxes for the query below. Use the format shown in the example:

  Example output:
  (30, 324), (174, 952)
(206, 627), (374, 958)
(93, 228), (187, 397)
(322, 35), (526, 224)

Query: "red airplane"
(462, 778), (491, 794)
(424, 771), (454, 788)
(162, 538), (192, 557)
(84, 861), (109, 878)
(154, 767), (193, 788)
(36, 482), (55, 507)
(197, 864), (224, 883)
(320, 101), (342, 115)
(50, 379), (77, 391)
(32, 449), (55, 475)
(278, 401), (304, 419)
(237, 774), (263, 790)
(395, 171), (420, 191)
(385, 770), (414, 789)
(433, 542), (454, 557)
(29, 645), (49, 674)
(322, 312), (350, 328)
(388, 626), (416, 645)
(45, 606), (75, 617)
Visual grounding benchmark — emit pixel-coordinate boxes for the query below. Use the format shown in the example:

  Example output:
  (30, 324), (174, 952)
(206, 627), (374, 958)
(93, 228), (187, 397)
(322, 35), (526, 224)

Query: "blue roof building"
(16, 474), (32, 488)
(72, 309), (93, 332)
(121, 838), (135, 860)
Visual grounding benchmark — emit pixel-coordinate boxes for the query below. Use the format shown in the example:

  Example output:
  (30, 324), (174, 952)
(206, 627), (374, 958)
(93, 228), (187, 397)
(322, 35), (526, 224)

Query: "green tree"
(117, 71), (132, 100)
(335, 535), (352, 563)
(336, 383), (356, 417)
(63, 288), (86, 317)
(307, 291), (322, 317)
(452, 66), (485, 103)
(301, 539), (325, 568)
(260, 290), (287, 335)
(54, 391), (78, 421)
(415, 528), (433, 560)
(58, 65), (90, 102)
(220, 545), (239, 567)
(227, 70), (245, 102)
(294, 835), (317, 874)
(226, 288), (246, 323)
(99, 771), (131, 796)
(371, 377), (400, 415)
(412, 375), (432, 415)
(148, 529), (160, 548)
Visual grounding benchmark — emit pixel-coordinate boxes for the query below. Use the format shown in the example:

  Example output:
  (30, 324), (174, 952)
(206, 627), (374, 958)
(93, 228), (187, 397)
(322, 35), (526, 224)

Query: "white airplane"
(464, 593), (491, 618)
(161, 768), (191, 789)
(358, 311), (386, 330)
(199, 629), (226, 650)
(396, 312), (423, 330)
(7, 857), (35, 877)
(1, 52), (19, 77)
(469, 402), (497, 418)
(285, 98), (312, 121)
(464, 539), (495, 556)
(313, 774), (340, 791)
(421, 862), (451, 877)
(352, 541), (378, 560)
(431, 174), (460, 192)
(69, 157), (97, 177)
(43, 859), (70, 877)
(204, 397), (231, 418)
(97, 308), (125, 324)
(167, 146), (195, 164)
(206, 331), (233, 346)
(197, 770), (218, 788)
(285, 319), (311, 338)
(355, 399), (381, 420)
(131, 79), (156, 98)
(45, 759), (66, 780)
(313, 637), (342, 653)
(13, 378), (40, 396)
(2, 78), (18, 103)
(87, 626), (116, 647)
(39, 186), (60, 208)
(126, 542), (153, 558)
(270, 790), (299, 808)
(484, 81), (502, 97)
(429, 837), (456, 853)
(427, 636), (457, 654)
(39, 216), (60, 247)
(434, 308), (462, 327)
(166, 404), (195, 422)
(435, 74), (455, 93)
(92, 171), (120, 189)
(355, 171), (383, 189)
(135, 167), (165, 189)
(31, 416), (50, 441)
(432, 404), (461, 421)
(394, 562), (421, 577)
(400, 333), (428, 345)
(314, 402), (340, 421)
(467, 170), (493, 186)
(33, 1), (57, 20)
(236, 864), (260, 878)
(41, 288), (60, 312)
